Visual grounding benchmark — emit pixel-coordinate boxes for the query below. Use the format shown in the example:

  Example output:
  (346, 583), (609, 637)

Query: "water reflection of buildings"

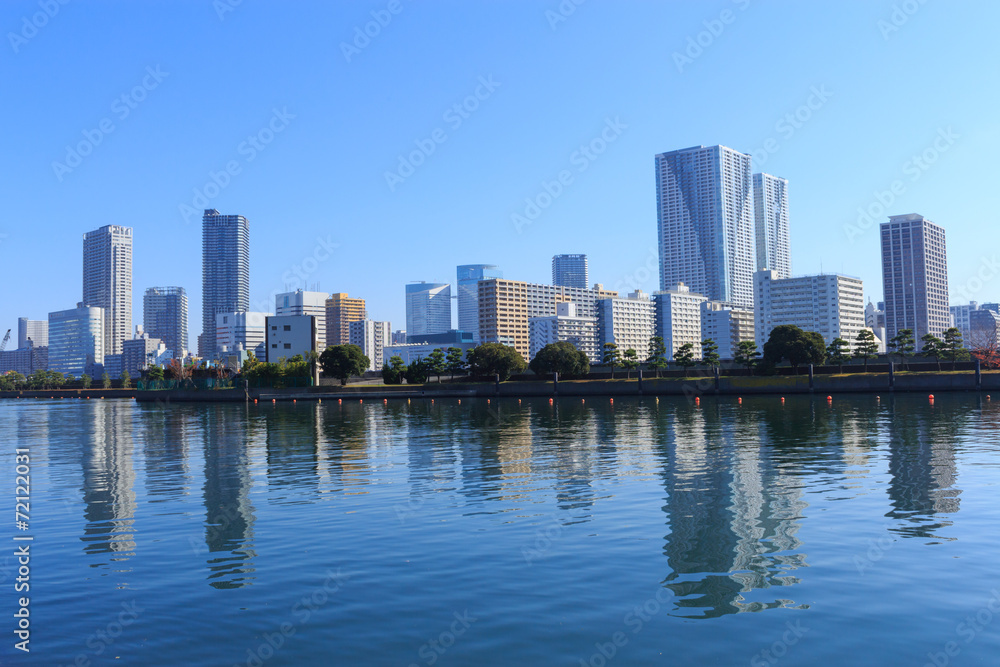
(884, 399), (961, 539)
(202, 405), (256, 589)
(656, 403), (807, 618)
(138, 404), (193, 499)
(81, 401), (138, 560)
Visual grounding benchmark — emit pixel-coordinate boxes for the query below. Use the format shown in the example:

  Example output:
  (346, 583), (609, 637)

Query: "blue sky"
(2, 0), (998, 344)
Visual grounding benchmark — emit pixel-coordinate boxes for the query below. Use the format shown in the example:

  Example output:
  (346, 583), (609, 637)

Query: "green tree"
(734, 340), (760, 374)
(647, 336), (668, 378)
(602, 342), (621, 379)
(120, 370), (131, 389)
(853, 329), (879, 371)
(621, 348), (639, 378)
(762, 325), (825, 371)
(404, 358), (430, 385)
(382, 355), (406, 385)
(826, 338), (852, 374)
(426, 348), (446, 382)
(101, 372), (112, 389)
(673, 342), (696, 375)
(445, 347), (467, 379)
(700, 339), (720, 371)
(146, 366), (165, 381)
(0, 371), (26, 391)
(889, 328), (915, 369)
(319, 344), (370, 385)
(941, 327), (966, 369)
(529, 341), (590, 378)
(465, 343), (527, 381)
(921, 333), (944, 371)
(81, 373), (92, 389)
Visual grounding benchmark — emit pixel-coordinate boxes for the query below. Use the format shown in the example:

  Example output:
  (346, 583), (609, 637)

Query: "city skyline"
(4, 2), (997, 346)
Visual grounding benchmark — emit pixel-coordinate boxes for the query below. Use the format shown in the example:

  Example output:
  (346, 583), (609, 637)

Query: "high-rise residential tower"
(656, 145), (755, 309)
(457, 264), (503, 342)
(753, 172), (791, 279)
(200, 209), (250, 358)
(880, 214), (949, 350)
(405, 282), (452, 337)
(325, 293), (366, 346)
(83, 225), (133, 356)
(48, 303), (104, 378)
(143, 287), (188, 359)
(552, 254), (588, 289)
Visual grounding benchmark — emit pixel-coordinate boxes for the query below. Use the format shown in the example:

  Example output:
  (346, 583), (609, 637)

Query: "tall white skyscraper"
(457, 264), (502, 342)
(200, 209), (250, 358)
(753, 172), (791, 279)
(880, 214), (949, 349)
(83, 225), (133, 356)
(405, 282), (451, 337)
(656, 145), (755, 309)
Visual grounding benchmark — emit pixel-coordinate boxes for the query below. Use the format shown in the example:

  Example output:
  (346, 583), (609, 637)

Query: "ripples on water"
(4, 394), (1000, 666)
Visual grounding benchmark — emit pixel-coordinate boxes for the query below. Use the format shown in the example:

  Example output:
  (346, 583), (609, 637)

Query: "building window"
(284, 343), (291, 349)
(283, 325), (291, 331)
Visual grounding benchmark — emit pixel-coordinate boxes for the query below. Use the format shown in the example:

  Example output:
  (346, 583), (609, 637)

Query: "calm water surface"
(3, 395), (1000, 666)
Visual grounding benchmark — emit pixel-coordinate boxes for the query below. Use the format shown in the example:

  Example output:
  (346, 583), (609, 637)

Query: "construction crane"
(0, 329), (9, 352)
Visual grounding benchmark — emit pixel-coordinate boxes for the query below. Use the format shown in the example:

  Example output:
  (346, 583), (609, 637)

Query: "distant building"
(865, 301), (888, 353)
(701, 301), (755, 360)
(391, 330), (407, 345)
(529, 302), (599, 363)
(656, 145), (755, 309)
(552, 254), (588, 289)
(970, 309), (1000, 350)
(349, 319), (390, 371)
(48, 303), (104, 378)
(216, 312), (267, 358)
(265, 315), (318, 363)
(404, 330), (474, 345)
(325, 293), (366, 346)
(596, 291), (655, 358)
(653, 283), (707, 360)
(949, 302), (977, 348)
(753, 173), (791, 279)
(102, 354), (122, 379)
(881, 214), (949, 351)
(122, 331), (164, 378)
(276, 290), (328, 350)
(457, 264), (502, 342)
(143, 287), (188, 359)
(382, 340), (477, 366)
(406, 282), (452, 337)
(200, 209), (250, 358)
(754, 270), (865, 349)
(17, 318), (48, 350)
(83, 225), (133, 356)
(477, 279), (619, 361)
(0, 347), (48, 376)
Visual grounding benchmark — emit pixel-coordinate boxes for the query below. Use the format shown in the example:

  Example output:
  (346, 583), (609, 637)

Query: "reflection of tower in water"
(81, 401), (138, 560)
(202, 406), (256, 589)
(657, 404), (807, 618)
(885, 401), (961, 539)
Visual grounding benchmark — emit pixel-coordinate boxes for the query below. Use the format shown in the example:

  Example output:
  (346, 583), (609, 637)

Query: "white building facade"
(216, 312), (267, 359)
(266, 315), (318, 363)
(653, 283), (708, 360)
(276, 290), (329, 350)
(754, 270), (866, 349)
(596, 291), (655, 358)
(349, 319), (391, 371)
(529, 302), (600, 363)
(701, 301), (755, 360)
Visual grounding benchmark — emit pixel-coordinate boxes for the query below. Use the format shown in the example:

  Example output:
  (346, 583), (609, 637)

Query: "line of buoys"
(293, 399), (296, 403)
(254, 399), (258, 403)
(360, 399), (363, 403)
(384, 398), (388, 404)
(610, 398), (614, 404)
